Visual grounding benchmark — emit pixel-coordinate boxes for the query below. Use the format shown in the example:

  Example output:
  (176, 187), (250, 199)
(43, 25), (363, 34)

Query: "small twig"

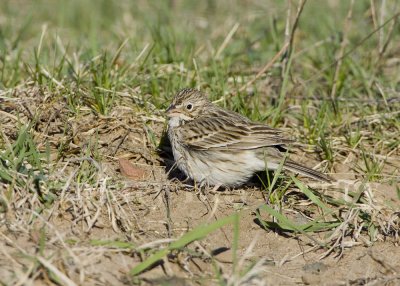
(287, 0), (307, 58)
(368, 249), (398, 274)
(369, 1), (399, 88)
(370, 0), (378, 30)
(162, 186), (173, 238)
(37, 257), (78, 286)
(202, 187), (230, 243)
(0, 110), (20, 122)
(284, 0), (292, 53)
(112, 130), (130, 156)
(215, 22), (240, 59)
(378, 0), (387, 54)
(379, 14), (398, 57)
(283, 245), (320, 265)
(137, 238), (176, 251)
(304, 11), (400, 85)
(239, 42), (289, 93)
(239, 0), (306, 93)
(111, 38), (130, 66)
(330, 0), (354, 105)
(193, 58), (201, 90)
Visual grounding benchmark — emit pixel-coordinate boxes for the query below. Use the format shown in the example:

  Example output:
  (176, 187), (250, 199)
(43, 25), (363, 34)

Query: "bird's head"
(166, 88), (211, 122)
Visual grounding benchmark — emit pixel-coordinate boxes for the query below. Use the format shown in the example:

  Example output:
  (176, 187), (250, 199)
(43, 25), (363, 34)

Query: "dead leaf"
(118, 158), (148, 180)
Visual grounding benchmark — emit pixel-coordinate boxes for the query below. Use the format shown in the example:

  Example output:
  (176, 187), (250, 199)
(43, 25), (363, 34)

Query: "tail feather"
(283, 160), (332, 183)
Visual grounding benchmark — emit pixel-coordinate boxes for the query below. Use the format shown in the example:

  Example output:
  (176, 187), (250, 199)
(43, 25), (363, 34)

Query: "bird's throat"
(168, 116), (183, 128)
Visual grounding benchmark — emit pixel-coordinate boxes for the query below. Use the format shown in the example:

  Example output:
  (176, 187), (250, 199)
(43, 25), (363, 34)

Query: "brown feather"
(179, 116), (293, 150)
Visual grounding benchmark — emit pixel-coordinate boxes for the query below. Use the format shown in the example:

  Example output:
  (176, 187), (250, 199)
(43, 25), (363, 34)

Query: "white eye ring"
(186, 103), (193, 110)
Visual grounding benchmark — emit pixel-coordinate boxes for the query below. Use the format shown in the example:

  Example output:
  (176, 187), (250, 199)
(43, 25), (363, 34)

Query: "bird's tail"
(283, 160), (332, 183)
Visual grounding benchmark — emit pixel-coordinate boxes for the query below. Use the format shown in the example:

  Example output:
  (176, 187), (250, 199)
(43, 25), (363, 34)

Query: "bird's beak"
(166, 104), (175, 113)
(166, 104), (179, 117)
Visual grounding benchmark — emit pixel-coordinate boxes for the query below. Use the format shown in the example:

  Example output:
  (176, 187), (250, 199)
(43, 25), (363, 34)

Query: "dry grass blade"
(36, 257), (78, 286)
(215, 23), (240, 59)
(330, 0), (355, 103)
(239, 42), (289, 92)
(130, 213), (238, 276)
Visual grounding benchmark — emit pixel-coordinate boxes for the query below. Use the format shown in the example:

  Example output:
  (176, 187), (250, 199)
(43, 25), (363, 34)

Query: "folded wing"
(179, 116), (294, 150)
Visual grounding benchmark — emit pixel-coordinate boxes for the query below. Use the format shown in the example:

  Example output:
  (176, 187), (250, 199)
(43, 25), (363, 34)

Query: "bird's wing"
(178, 116), (294, 150)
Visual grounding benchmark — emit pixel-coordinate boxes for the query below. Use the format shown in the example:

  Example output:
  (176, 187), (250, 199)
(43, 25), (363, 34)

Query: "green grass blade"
(291, 176), (331, 212)
(130, 213), (238, 276)
(257, 204), (300, 232)
(257, 204), (326, 246)
(232, 211), (240, 274)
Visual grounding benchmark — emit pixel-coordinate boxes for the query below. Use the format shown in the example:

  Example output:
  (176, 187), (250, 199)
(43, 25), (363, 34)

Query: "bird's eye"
(186, 103), (193, 110)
